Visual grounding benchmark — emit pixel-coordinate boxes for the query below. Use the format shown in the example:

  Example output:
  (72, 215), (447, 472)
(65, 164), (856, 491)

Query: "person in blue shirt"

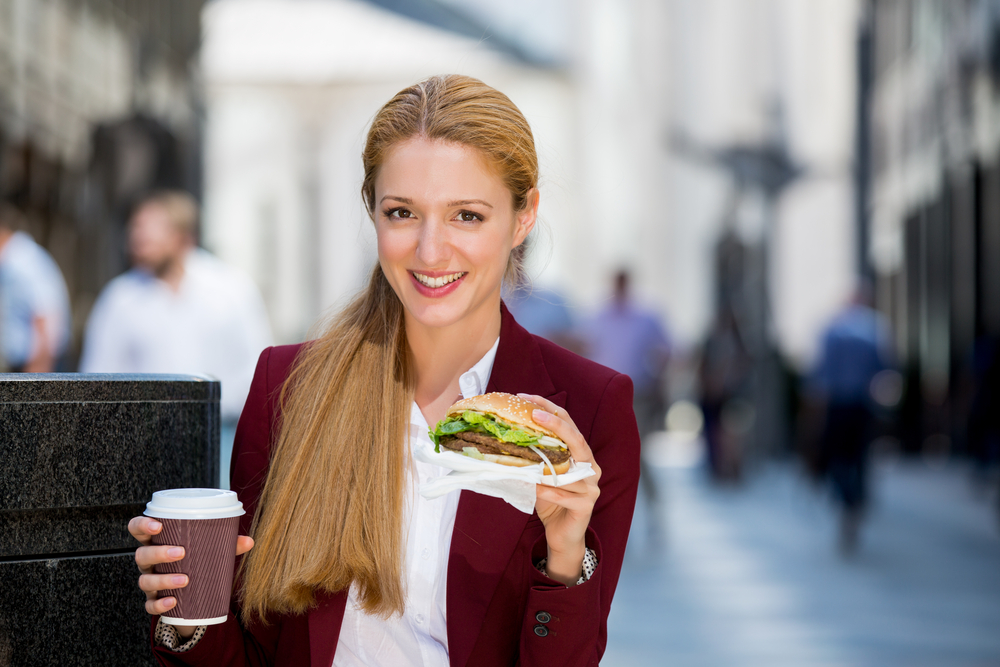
(581, 270), (671, 520)
(809, 283), (894, 554)
(0, 203), (71, 372)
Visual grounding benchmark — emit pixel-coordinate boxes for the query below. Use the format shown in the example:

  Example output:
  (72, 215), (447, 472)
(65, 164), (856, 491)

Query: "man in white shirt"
(0, 203), (71, 372)
(80, 191), (272, 486)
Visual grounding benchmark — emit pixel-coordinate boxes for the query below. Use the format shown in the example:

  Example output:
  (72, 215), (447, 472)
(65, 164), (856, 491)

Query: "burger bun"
(447, 392), (563, 442)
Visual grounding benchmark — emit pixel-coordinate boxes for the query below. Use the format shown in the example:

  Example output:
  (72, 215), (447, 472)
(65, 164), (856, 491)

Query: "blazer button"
(533, 624), (549, 637)
(535, 611), (552, 624)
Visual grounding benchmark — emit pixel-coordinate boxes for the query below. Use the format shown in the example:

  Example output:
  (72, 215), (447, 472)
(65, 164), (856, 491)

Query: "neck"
(0, 228), (13, 252)
(408, 297), (502, 426)
(155, 250), (189, 292)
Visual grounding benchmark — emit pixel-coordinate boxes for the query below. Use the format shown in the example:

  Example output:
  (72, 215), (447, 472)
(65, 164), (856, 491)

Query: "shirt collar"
(410, 336), (500, 428)
(458, 336), (499, 400)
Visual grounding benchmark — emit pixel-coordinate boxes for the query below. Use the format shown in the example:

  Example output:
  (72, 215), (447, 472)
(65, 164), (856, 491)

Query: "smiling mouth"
(412, 271), (466, 289)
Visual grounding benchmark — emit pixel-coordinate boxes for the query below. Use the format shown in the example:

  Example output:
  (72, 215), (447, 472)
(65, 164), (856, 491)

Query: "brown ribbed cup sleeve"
(151, 516), (240, 622)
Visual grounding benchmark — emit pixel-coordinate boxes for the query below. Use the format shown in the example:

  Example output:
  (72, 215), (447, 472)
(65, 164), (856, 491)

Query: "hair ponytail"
(241, 264), (412, 620)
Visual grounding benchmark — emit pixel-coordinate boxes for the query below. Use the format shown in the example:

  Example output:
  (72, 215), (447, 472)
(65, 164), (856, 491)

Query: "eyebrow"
(448, 199), (493, 209)
(378, 195), (493, 209)
(380, 195), (413, 205)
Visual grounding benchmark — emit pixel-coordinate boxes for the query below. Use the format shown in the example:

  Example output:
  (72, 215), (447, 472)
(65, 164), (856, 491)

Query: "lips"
(412, 271), (465, 288)
(409, 271), (467, 297)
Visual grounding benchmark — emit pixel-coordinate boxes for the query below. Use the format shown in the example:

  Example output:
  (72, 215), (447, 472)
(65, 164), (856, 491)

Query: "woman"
(130, 74), (640, 667)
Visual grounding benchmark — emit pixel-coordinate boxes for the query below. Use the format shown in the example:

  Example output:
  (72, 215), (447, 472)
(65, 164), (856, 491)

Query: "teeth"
(414, 272), (464, 288)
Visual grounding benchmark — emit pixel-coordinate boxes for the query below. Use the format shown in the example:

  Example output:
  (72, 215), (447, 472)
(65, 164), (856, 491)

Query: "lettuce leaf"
(459, 411), (539, 444)
(429, 410), (540, 449)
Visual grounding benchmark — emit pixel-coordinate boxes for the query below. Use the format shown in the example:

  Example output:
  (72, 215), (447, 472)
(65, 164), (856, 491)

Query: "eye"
(457, 210), (483, 223)
(384, 207), (413, 220)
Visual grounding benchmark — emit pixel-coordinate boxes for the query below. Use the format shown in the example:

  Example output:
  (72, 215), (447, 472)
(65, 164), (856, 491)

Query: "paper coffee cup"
(145, 488), (245, 626)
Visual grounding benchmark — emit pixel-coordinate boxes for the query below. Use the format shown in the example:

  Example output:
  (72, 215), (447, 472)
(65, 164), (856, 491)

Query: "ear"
(512, 188), (539, 248)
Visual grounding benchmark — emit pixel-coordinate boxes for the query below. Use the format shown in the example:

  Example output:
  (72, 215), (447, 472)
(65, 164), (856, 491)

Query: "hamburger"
(429, 392), (571, 475)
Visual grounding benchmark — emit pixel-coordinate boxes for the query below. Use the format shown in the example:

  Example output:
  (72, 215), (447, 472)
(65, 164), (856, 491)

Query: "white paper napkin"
(412, 431), (595, 514)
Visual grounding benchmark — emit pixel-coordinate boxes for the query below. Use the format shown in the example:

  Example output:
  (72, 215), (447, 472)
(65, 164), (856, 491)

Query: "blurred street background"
(3, 0), (1000, 664)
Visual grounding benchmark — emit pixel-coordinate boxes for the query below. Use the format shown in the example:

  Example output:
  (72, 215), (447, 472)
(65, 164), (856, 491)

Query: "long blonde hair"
(241, 75), (539, 621)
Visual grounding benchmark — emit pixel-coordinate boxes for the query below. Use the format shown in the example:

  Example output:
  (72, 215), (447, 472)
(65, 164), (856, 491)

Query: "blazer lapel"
(309, 590), (348, 667)
(446, 304), (567, 667)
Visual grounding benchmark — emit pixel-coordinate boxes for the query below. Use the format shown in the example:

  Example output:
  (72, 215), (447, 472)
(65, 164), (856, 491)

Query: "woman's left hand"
(518, 393), (602, 587)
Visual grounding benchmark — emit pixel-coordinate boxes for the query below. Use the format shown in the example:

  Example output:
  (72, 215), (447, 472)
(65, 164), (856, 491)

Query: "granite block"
(0, 374), (220, 557)
(0, 505), (145, 557)
(0, 400), (218, 509)
(0, 373), (219, 403)
(0, 374), (220, 666)
(0, 553), (155, 667)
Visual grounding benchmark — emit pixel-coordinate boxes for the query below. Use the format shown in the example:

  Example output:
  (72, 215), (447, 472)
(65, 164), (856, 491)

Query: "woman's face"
(374, 137), (537, 331)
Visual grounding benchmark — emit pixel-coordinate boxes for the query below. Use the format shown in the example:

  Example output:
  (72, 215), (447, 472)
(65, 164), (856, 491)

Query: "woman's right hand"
(129, 516), (255, 638)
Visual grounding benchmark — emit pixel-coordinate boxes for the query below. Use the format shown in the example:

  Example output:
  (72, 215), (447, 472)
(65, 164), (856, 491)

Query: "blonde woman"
(130, 74), (641, 667)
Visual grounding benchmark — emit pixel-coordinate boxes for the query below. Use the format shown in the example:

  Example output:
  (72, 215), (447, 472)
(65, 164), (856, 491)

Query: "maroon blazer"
(152, 305), (640, 667)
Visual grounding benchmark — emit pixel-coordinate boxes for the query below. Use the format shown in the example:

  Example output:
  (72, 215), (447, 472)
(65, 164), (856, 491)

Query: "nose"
(415, 216), (450, 267)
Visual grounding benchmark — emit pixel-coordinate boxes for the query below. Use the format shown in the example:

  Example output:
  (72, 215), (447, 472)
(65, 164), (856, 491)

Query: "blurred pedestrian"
(80, 190), (272, 486)
(699, 307), (751, 482)
(582, 270), (671, 511)
(505, 275), (581, 352)
(809, 284), (894, 554)
(0, 203), (71, 372)
(967, 335), (1000, 517)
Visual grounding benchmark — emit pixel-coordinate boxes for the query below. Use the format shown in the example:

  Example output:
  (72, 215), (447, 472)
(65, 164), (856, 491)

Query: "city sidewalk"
(603, 449), (1000, 667)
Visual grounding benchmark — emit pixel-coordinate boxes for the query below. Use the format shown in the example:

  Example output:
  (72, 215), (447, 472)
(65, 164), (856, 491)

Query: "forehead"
(132, 203), (170, 223)
(130, 204), (182, 235)
(376, 137), (507, 203)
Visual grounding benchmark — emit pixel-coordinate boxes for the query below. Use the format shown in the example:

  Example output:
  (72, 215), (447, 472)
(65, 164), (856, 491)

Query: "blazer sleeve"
(150, 347), (284, 667)
(517, 372), (641, 666)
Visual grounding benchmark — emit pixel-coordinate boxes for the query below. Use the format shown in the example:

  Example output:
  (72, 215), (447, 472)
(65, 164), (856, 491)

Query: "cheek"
(376, 227), (404, 262)
(375, 227), (415, 288)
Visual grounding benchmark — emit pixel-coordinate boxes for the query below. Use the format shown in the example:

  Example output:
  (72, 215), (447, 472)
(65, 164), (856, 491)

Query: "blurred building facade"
(863, 0), (1000, 455)
(0, 0), (204, 364)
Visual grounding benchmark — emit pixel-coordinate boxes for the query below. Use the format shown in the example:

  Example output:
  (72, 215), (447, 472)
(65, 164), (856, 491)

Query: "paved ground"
(603, 450), (1000, 667)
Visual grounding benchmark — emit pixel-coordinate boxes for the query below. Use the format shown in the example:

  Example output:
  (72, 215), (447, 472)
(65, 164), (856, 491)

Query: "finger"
(517, 394), (579, 430)
(128, 516), (163, 545)
(540, 477), (598, 496)
(135, 545), (185, 573)
(236, 536), (255, 556)
(145, 596), (178, 616)
(138, 573), (189, 594)
(538, 478), (600, 498)
(531, 409), (593, 463)
(536, 483), (600, 511)
(515, 394), (586, 454)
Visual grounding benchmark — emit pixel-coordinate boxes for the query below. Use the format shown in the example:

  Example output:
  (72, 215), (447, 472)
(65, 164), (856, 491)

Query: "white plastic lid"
(144, 488), (245, 520)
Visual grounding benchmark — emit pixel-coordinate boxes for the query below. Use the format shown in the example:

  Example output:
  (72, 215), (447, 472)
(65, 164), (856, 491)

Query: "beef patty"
(439, 431), (571, 465)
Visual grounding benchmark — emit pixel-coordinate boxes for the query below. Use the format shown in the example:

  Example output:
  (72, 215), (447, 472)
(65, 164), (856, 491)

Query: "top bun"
(447, 392), (562, 440)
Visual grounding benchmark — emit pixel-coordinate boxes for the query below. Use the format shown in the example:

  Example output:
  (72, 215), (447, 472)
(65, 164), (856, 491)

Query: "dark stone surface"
(0, 373), (220, 555)
(0, 374), (220, 666)
(0, 553), (154, 667)
(0, 505), (145, 558)
(0, 373), (219, 402)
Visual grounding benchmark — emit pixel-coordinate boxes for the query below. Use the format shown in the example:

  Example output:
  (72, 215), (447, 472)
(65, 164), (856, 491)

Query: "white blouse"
(333, 338), (499, 667)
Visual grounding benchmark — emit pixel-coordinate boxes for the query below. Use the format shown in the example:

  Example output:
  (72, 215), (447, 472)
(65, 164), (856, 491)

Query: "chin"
(404, 302), (473, 330)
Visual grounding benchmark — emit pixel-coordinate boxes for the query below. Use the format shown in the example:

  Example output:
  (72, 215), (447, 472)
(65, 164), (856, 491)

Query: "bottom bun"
(481, 453), (571, 475)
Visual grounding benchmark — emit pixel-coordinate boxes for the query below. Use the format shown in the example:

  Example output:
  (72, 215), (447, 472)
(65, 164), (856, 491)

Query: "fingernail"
(149, 521), (161, 532)
(163, 597), (176, 608)
(172, 575), (187, 586)
(533, 409), (550, 422)
(167, 547), (184, 558)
